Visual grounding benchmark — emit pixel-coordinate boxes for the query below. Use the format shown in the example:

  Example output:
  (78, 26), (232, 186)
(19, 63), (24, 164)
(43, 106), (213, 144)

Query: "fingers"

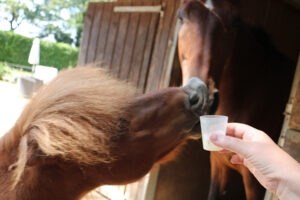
(227, 123), (272, 143)
(210, 134), (250, 158)
(226, 123), (256, 138)
(230, 154), (244, 164)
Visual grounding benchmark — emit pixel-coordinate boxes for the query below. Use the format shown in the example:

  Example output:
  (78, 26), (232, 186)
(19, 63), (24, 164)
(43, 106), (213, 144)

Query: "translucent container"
(200, 115), (228, 151)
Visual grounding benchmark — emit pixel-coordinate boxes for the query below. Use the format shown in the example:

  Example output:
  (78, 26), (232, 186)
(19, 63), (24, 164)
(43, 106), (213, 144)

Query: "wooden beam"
(143, 165), (160, 200)
(289, 54), (300, 130)
(114, 5), (162, 12)
(114, 5), (164, 17)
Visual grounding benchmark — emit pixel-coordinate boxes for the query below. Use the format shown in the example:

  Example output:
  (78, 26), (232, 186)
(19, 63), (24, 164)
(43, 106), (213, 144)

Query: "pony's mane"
(0, 66), (136, 188)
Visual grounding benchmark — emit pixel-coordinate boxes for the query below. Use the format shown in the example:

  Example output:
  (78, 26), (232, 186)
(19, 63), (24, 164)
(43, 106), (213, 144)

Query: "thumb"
(210, 134), (250, 158)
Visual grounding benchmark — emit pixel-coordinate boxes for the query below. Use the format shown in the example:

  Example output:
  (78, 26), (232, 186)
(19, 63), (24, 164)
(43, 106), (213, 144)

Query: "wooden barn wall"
(78, 0), (180, 93)
(290, 57), (300, 130)
(290, 83), (300, 130)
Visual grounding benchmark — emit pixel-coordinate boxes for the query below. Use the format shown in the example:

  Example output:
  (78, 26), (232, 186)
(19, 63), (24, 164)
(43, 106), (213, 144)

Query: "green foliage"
(0, 31), (78, 70)
(0, 62), (10, 80)
(1, 0), (29, 31)
(1, 0), (113, 46)
(0, 62), (33, 83)
(39, 40), (78, 70)
(54, 29), (73, 45)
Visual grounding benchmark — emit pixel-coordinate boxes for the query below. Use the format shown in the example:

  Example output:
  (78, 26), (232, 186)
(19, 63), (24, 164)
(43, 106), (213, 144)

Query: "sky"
(0, 0), (75, 43)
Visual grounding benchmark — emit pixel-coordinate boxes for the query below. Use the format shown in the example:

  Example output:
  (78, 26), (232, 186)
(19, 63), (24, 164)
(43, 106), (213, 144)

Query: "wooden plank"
(139, 12), (160, 93)
(289, 55), (300, 130)
(128, 0), (152, 90)
(143, 165), (160, 200)
(104, 2), (121, 70)
(289, 81), (300, 130)
(94, 3), (114, 67)
(86, 3), (104, 64)
(114, 5), (162, 13)
(110, 10), (131, 77)
(158, 0), (180, 88)
(119, 12), (140, 80)
(283, 129), (300, 162)
(159, 2), (181, 88)
(125, 180), (140, 200)
(77, 3), (95, 66)
(145, 0), (176, 92)
(128, 12), (150, 89)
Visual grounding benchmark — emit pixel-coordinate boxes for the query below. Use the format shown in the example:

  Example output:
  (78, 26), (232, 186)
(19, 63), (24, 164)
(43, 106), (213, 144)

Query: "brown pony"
(0, 66), (208, 199)
(177, 0), (295, 199)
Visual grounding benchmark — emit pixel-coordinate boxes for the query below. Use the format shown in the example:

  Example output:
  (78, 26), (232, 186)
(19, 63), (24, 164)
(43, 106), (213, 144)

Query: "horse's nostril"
(189, 93), (199, 106)
(184, 77), (208, 115)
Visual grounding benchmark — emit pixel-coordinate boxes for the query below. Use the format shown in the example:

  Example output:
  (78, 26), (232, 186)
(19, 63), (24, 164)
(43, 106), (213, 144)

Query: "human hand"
(210, 123), (300, 200)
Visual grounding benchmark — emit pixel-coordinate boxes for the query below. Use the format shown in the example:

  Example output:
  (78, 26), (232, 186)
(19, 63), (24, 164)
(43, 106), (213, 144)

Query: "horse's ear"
(212, 0), (240, 13)
(211, 0), (240, 25)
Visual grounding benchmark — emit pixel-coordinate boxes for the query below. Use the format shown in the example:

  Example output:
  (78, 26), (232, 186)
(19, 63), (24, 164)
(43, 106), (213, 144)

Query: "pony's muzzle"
(183, 77), (208, 116)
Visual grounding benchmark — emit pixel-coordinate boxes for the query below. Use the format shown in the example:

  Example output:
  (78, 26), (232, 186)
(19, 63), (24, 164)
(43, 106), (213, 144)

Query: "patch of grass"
(0, 63), (33, 83)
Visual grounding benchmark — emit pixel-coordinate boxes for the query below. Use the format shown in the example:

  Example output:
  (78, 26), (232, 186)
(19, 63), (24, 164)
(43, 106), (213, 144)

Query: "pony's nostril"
(189, 93), (199, 106)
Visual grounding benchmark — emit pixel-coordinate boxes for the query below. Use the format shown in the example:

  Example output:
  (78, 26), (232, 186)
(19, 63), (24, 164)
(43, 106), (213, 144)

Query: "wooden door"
(78, 1), (181, 199)
(79, 1), (155, 93)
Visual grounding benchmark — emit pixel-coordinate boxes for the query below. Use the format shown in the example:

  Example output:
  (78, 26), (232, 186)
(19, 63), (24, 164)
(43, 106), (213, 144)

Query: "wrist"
(276, 157), (300, 200)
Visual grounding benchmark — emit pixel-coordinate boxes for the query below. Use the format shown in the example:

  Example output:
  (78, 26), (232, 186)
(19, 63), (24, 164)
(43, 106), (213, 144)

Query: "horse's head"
(177, 0), (240, 87)
(0, 66), (208, 198)
(127, 77), (208, 163)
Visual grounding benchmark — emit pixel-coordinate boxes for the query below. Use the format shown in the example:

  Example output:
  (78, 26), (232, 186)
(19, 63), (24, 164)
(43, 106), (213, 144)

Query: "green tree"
(1, 0), (30, 31)
(54, 29), (73, 45)
(1, 0), (110, 45)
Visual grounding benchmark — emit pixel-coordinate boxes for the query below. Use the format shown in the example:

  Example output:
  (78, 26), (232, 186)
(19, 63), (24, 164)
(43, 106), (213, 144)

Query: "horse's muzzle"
(183, 77), (208, 116)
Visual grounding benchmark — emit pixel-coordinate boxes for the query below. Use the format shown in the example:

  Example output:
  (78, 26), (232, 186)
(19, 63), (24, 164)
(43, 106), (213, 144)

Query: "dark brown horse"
(0, 66), (208, 199)
(177, 0), (295, 199)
